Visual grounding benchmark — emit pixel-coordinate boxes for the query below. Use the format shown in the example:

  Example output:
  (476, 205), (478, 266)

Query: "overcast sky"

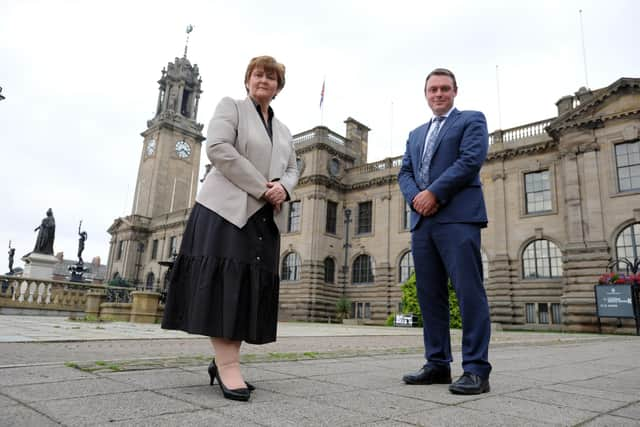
(1, 0), (638, 270)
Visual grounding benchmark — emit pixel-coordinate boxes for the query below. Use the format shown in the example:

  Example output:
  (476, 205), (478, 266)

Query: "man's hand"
(264, 181), (287, 207)
(412, 190), (439, 217)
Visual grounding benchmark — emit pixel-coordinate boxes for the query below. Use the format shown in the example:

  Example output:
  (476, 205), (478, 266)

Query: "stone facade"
(106, 53), (640, 333)
(281, 78), (640, 333)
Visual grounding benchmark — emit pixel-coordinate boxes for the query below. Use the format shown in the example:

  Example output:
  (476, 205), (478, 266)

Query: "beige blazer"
(196, 96), (298, 232)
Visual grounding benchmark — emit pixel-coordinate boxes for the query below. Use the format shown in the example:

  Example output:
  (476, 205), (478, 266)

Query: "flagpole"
(579, 9), (589, 88)
(320, 77), (325, 126)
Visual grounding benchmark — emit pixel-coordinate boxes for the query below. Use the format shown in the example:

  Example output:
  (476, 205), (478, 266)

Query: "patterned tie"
(418, 116), (445, 189)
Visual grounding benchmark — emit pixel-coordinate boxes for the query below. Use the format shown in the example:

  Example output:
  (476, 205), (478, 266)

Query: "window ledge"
(520, 209), (557, 219)
(611, 189), (640, 198)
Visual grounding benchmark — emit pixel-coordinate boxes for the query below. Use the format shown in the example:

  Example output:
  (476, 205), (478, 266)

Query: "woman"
(162, 56), (298, 402)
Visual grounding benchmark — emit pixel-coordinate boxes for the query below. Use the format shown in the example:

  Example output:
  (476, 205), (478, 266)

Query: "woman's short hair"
(244, 56), (286, 93)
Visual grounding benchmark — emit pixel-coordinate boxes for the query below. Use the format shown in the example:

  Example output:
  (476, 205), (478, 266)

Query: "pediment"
(548, 78), (640, 136)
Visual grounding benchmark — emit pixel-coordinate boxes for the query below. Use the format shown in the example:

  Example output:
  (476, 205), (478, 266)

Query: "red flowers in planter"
(599, 272), (640, 285)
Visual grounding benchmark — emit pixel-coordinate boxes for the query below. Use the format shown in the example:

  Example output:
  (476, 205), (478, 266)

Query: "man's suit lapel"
(414, 123), (430, 168)
(431, 108), (460, 157)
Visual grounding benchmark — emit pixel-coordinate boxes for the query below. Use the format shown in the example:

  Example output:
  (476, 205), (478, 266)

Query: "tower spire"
(183, 24), (194, 59)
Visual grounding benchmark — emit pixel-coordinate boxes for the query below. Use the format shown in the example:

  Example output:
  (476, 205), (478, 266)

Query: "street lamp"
(133, 242), (145, 289)
(342, 208), (352, 294)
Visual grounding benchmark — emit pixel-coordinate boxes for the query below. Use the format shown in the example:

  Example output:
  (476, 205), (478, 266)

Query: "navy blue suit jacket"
(398, 108), (488, 231)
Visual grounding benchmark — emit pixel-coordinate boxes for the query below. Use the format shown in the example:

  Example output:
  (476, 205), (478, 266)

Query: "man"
(398, 68), (491, 394)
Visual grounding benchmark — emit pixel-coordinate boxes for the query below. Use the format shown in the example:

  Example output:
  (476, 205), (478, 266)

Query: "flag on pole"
(319, 80), (325, 108)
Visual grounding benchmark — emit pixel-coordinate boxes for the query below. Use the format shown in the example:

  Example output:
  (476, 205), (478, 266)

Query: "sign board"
(595, 285), (635, 318)
(394, 313), (417, 327)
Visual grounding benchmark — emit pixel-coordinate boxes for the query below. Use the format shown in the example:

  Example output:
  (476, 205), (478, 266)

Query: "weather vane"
(183, 24), (194, 59)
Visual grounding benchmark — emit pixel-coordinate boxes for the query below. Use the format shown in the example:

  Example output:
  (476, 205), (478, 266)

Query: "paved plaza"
(0, 316), (639, 426)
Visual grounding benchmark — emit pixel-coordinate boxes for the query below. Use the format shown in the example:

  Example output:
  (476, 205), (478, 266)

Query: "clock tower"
(133, 55), (204, 218)
(106, 39), (205, 289)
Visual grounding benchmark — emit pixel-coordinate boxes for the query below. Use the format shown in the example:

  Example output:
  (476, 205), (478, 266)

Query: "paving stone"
(509, 386), (626, 413)
(0, 394), (17, 408)
(567, 371), (640, 395)
(93, 409), (262, 427)
(312, 370), (403, 390)
(461, 395), (599, 425)
(0, 365), (93, 386)
(157, 383), (280, 407)
(581, 414), (640, 426)
(31, 390), (199, 426)
(256, 377), (359, 398)
(610, 402), (640, 420)
(393, 405), (556, 427)
(3, 377), (139, 403)
(541, 383), (639, 403)
(182, 363), (296, 384)
(380, 383), (492, 406)
(0, 404), (59, 427)
(314, 389), (443, 418)
(217, 395), (381, 426)
(100, 367), (204, 389)
(355, 420), (417, 427)
(250, 359), (373, 377)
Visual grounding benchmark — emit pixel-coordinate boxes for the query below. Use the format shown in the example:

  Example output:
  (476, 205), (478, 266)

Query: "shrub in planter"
(400, 273), (461, 329)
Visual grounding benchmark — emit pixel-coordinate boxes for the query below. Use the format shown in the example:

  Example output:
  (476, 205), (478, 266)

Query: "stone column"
(560, 148), (609, 332)
(486, 169), (514, 325)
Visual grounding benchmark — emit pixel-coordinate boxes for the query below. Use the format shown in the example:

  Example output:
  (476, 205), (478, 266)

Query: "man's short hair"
(424, 68), (457, 91)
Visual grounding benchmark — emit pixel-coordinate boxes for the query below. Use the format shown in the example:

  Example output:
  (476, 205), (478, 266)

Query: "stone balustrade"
(0, 274), (134, 315)
(489, 118), (554, 145)
(347, 156), (404, 174)
(293, 127), (349, 146)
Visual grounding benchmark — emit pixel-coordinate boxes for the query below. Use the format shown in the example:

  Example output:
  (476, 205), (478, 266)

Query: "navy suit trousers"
(411, 218), (492, 379)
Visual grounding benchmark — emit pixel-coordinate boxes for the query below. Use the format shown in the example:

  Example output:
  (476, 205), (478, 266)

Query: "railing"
(292, 127), (349, 146)
(0, 275), (134, 312)
(489, 118), (554, 145)
(346, 156), (404, 174)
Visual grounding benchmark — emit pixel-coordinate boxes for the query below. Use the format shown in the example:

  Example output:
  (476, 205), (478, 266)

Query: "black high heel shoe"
(208, 360), (255, 391)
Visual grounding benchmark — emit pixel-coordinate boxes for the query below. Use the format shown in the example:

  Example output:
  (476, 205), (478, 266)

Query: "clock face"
(145, 139), (156, 157)
(175, 140), (191, 159)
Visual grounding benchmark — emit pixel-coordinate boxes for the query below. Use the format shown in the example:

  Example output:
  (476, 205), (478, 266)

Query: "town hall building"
(106, 49), (640, 333)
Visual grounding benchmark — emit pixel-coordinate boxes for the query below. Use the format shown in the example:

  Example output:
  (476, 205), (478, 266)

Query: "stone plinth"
(130, 291), (161, 323)
(85, 290), (106, 318)
(21, 253), (58, 280)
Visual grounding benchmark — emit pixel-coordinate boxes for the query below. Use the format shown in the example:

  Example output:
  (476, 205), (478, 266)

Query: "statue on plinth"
(8, 241), (15, 274)
(33, 209), (55, 255)
(77, 221), (88, 264)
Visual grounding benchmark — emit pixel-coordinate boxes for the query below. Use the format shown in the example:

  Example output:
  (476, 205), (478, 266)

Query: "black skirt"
(161, 202), (280, 344)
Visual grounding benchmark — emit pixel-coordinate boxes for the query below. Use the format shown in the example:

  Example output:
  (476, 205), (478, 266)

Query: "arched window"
(112, 272), (120, 280)
(522, 239), (563, 279)
(281, 252), (301, 281)
(615, 222), (640, 263)
(481, 250), (489, 283)
(352, 254), (374, 284)
(324, 257), (335, 284)
(145, 272), (155, 290)
(398, 251), (414, 283)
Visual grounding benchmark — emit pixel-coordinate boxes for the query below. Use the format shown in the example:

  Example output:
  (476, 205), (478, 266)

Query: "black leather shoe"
(402, 365), (452, 385)
(208, 360), (255, 391)
(449, 372), (490, 395)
